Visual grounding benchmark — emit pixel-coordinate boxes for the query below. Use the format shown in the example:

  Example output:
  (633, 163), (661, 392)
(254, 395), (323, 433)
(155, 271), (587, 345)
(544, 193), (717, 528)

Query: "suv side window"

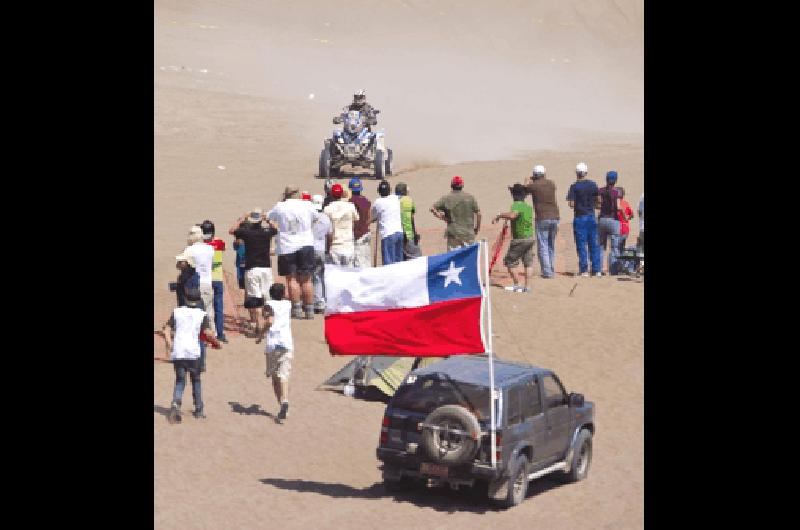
(507, 386), (523, 426)
(542, 375), (567, 410)
(521, 378), (542, 419)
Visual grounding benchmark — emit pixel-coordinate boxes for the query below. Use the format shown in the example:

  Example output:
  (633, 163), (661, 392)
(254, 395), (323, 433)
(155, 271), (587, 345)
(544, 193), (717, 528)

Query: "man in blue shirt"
(566, 162), (602, 277)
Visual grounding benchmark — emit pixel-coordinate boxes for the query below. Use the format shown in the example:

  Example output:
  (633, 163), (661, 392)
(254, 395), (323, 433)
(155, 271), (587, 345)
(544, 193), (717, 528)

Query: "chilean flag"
(324, 244), (486, 356)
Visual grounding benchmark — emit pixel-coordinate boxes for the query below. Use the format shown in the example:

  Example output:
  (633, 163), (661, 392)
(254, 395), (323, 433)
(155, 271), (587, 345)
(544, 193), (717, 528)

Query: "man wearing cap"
(597, 171), (624, 275)
(174, 252), (200, 309)
(395, 182), (421, 260)
(184, 227), (215, 328)
(371, 179), (404, 265)
(229, 208), (278, 334)
(493, 183), (535, 292)
(566, 163), (602, 277)
(268, 187), (318, 319)
(162, 288), (219, 423)
(200, 220), (228, 343)
(525, 165), (560, 278)
(348, 177), (373, 268)
(311, 194), (331, 313)
(431, 176), (481, 251)
(324, 183), (360, 267)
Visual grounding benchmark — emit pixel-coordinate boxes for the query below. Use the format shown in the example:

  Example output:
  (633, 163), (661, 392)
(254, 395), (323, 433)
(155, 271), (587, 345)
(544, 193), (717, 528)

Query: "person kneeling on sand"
(162, 288), (220, 424)
(256, 283), (294, 423)
(493, 183), (535, 293)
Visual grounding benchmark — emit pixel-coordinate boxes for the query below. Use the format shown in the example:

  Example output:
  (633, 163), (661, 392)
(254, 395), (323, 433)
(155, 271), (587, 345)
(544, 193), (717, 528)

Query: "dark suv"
(376, 355), (595, 508)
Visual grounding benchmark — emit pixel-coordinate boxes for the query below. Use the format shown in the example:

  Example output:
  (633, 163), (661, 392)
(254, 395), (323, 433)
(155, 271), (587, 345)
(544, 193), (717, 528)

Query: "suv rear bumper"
(377, 447), (502, 480)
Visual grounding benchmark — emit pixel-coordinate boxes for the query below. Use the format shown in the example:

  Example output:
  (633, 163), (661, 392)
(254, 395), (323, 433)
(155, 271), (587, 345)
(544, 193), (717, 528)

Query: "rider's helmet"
(353, 89), (366, 106)
(576, 162), (588, 176)
(606, 170), (618, 184)
(532, 165), (546, 178)
(377, 179), (391, 197)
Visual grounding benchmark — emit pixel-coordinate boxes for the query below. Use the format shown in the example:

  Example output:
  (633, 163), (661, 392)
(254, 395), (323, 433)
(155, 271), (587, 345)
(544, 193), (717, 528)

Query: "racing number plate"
(420, 462), (449, 477)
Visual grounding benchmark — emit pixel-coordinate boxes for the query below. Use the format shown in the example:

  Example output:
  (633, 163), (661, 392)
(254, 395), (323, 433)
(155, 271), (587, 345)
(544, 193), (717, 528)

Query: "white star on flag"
(438, 260), (465, 288)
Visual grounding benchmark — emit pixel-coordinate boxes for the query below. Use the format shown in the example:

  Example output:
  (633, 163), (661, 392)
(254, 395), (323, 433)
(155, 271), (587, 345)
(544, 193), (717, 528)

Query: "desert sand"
(155, 1), (643, 528)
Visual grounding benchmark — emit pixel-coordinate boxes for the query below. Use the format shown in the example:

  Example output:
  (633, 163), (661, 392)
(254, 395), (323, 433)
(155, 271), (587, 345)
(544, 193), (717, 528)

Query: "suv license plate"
(420, 463), (449, 477)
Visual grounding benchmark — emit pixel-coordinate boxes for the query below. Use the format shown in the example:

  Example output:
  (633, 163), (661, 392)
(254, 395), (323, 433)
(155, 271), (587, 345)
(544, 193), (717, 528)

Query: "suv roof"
(410, 355), (550, 389)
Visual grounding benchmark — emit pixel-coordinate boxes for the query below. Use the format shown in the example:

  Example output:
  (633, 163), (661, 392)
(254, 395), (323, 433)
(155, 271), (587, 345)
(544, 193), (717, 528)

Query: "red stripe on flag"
(325, 297), (484, 356)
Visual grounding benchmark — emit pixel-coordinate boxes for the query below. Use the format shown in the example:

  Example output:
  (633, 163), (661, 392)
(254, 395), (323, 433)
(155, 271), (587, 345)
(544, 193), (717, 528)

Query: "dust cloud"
(156, 0), (642, 166)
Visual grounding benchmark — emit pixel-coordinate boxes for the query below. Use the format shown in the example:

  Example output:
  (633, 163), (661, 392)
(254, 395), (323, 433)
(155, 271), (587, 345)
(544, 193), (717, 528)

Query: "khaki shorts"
(447, 234), (475, 251)
(245, 267), (273, 299)
(504, 238), (535, 267)
(354, 234), (373, 268)
(328, 248), (357, 267)
(266, 346), (293, 381)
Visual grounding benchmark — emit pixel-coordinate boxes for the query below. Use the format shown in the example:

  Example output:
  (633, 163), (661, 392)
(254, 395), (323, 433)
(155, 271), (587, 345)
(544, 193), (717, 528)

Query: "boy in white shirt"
(162, 288), (220, 423)
(256, 283), (294, 423)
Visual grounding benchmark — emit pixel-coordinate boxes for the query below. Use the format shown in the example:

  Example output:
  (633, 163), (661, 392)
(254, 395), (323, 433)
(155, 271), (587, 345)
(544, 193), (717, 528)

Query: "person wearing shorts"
(493, 183), (535, 293)
(256, 283), (293, 423)
(268, 187), (318, 319)
(229, 208), (278, 335)
(431, 176), (481, 251)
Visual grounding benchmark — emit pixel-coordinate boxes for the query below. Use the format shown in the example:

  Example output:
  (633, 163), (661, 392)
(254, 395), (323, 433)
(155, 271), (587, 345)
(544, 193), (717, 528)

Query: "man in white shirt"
(184, 227), (215, 327)
(311, 195), (331, 313)
(267, 187), (318, 319)
(324, 183), (360, 267)
(256, 283), (294, 423)
(162, 288), (219, 423)
(370, 179), (404, 265)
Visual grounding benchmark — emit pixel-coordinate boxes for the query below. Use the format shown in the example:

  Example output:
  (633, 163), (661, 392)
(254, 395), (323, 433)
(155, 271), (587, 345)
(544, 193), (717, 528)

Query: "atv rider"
(333, 90), (379, 130)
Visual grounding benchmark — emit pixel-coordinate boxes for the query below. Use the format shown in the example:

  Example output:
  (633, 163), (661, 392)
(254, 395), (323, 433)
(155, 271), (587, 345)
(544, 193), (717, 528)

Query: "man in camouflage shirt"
(430, 176), (482, 250)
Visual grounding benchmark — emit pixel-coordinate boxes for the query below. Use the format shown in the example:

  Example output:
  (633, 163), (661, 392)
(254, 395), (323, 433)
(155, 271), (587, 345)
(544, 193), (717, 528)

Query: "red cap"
(301, 191), (311, 201)
(451, 175), (464, 187)
(331, 183), (344, 198)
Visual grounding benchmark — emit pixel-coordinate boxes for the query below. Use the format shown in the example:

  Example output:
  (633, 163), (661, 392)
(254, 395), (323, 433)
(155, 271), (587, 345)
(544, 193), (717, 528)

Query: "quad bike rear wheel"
(319, 147), (332, 179)
(374, 150), (386, 180)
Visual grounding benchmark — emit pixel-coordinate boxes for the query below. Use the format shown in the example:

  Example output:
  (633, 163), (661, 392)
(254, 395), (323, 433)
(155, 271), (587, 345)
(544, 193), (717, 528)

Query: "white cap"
(533, 165), (546, 176)
(576, 162), (588, 174)
(312, 194), (324, 211)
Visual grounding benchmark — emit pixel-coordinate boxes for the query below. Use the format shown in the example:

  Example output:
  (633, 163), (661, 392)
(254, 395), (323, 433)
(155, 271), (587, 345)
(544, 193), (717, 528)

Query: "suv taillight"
(379, 415), (390, 445)
(495, 433), (502, 464)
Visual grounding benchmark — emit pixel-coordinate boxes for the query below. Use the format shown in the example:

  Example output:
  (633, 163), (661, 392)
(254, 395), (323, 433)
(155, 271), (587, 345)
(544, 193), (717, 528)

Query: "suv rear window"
(391, 376), (492, 420)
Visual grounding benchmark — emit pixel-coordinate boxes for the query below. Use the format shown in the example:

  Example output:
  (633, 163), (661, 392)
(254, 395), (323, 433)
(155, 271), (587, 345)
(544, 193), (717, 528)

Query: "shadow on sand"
(228, 402), (281, 423)
(259, 474), (568, 513)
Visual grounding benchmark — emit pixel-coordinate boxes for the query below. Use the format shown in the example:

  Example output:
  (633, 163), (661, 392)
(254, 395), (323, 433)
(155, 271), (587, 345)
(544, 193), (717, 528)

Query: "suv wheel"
(496, 454), (529, 508)
(420, 405), (481, 465)
(564, 428), (592, 482)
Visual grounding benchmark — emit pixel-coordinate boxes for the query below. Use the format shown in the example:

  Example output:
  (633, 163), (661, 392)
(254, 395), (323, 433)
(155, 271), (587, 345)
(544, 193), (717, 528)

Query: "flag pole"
(482, 239), (496, 469)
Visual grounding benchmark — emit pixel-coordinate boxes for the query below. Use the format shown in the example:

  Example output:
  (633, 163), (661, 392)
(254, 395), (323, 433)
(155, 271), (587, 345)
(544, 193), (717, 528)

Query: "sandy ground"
(155, 1), (643, 528)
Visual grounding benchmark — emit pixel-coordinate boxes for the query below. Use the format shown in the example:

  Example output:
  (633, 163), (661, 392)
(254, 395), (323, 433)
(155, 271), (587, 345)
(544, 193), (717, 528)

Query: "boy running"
(255, 283), (294, 423)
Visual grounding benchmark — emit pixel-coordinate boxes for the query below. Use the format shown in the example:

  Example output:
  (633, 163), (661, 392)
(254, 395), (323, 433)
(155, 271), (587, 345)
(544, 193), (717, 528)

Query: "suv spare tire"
(420, 405), (481, 465)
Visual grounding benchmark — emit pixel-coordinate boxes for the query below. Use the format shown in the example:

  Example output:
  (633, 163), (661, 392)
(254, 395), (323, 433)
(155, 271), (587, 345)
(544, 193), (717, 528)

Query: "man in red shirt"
(348, 177), (373, 267)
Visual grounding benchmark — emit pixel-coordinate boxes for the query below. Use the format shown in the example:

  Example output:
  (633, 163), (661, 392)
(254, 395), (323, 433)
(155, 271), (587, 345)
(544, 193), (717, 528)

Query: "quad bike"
(319, 109), (393, 179)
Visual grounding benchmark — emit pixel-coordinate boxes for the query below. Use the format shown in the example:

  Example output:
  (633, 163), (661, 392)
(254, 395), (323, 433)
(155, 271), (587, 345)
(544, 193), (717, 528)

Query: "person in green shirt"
(492, 183), (535, 293)
(395, 182), (421, 260)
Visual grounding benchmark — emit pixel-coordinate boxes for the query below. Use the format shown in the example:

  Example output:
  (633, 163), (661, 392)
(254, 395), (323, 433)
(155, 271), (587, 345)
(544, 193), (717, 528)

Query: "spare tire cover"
(420, 405), (481, 465)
